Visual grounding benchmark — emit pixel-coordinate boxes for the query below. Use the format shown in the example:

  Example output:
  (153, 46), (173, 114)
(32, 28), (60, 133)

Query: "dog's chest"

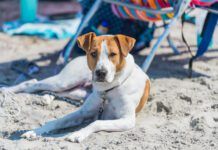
(99, 94), (125, 120)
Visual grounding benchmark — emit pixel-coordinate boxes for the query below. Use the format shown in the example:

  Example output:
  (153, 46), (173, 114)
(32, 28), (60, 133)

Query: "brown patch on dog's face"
(77, 33), (135, 82)
(105, 37), (126, 72)
(115, 34), (136, 57)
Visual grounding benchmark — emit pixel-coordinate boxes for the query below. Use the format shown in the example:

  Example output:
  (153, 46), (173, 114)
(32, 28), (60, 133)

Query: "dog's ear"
(115, 34), (136, 57)
(77, 32), (96, 52)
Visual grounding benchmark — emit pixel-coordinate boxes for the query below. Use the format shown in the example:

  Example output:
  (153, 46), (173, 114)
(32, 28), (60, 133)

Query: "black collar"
(99, 68), (132, 95)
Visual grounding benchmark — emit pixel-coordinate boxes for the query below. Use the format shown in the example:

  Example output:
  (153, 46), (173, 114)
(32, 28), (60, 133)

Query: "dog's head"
(77, 32), (135, 83)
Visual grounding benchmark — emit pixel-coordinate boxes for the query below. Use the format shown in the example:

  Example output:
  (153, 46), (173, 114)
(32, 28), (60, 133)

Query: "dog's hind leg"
(0, 56), (92, 93)
(0, 79), (38, 93)
(0, 74), (73, 93)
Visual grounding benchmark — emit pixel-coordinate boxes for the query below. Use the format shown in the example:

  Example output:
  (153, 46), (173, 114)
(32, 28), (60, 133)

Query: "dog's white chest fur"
(95, 54), (149, 120)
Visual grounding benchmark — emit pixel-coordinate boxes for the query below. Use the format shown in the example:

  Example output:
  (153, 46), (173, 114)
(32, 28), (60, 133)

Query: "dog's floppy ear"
(77, 32), (96, 52)
(115, 34), (136, 57)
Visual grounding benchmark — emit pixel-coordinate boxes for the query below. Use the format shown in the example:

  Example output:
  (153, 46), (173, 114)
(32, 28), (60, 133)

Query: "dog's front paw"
(21, 130), (38, 140)
(65, 131), (89, 143)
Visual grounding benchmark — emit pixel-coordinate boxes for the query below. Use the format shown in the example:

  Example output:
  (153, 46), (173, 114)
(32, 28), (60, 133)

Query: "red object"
(190, 0), (218, 7)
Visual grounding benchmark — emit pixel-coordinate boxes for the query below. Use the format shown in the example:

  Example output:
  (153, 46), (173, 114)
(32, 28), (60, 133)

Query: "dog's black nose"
(95, 69), (107, 81)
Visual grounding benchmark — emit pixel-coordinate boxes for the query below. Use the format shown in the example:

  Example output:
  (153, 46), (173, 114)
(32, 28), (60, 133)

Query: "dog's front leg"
(21, 92), (102, 139)
(21, 109), (83, 139)
(66, 116), (135, 143)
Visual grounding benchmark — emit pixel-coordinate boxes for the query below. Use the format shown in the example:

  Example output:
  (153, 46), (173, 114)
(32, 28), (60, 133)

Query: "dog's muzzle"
(95, 68), (108, 82)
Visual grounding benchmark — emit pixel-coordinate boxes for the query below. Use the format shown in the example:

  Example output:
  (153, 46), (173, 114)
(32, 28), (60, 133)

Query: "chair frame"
(59, 0), (191, 72)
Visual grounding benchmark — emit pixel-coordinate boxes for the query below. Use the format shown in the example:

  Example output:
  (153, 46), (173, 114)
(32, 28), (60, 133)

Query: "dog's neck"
(92, 54), (135, 92)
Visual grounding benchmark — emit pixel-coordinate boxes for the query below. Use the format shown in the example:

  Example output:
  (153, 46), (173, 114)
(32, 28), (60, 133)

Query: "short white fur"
(94, 41), (116, 83)
(0, 38), (149, 143)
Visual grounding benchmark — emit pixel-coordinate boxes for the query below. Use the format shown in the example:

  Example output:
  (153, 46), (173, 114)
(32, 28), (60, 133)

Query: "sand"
(0, 19), (218, 149)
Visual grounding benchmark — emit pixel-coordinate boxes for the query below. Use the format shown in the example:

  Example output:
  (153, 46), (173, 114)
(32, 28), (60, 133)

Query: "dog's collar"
(101, 83), (119, 94)
(98, 67), (130, 95)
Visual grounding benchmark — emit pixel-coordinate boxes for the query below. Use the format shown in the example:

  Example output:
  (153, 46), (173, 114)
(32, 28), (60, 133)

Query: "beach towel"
(2, 15), (82, 39)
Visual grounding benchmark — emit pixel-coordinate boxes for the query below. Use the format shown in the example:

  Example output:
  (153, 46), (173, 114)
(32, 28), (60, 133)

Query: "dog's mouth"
(92, 70), (115, 83)
(93, 76), (113, 83)
(96, 79), (106, 82)
(93, 77), (107, 83)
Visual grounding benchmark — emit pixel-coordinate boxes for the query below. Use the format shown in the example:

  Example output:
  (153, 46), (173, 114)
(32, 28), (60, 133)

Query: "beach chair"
(57, 0), (204, 72)
(189, 2), (218, 76)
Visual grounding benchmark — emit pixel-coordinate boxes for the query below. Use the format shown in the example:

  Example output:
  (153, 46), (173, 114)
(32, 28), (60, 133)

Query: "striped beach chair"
(59, 0), (217, 73)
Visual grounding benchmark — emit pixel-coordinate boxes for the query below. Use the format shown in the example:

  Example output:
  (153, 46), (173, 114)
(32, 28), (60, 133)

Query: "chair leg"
(59, 0), (103, 64)
(167, 35), (180, 54)
(142, 0), (191, 72)
(142, 18), (178, 72)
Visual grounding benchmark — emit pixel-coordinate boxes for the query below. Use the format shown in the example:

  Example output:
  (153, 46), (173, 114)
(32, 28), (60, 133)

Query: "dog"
(0, 32), (150, 142)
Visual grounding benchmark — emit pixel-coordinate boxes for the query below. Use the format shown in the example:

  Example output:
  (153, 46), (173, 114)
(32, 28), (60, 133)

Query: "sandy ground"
(0, 14), (218, 150)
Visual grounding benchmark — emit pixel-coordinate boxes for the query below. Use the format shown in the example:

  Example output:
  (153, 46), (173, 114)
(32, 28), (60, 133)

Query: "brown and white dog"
(0, 32), (150, 142)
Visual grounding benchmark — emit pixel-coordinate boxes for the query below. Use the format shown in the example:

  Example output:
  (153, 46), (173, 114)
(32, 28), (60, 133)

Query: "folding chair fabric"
(111, 0), (175, 22)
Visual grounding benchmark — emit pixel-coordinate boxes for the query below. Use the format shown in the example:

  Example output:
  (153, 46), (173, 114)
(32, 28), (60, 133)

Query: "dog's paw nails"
(21, 131), (37, 140)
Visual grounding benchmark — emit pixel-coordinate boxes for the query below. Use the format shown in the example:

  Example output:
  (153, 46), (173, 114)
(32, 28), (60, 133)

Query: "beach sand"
(0, 16), (218, 150)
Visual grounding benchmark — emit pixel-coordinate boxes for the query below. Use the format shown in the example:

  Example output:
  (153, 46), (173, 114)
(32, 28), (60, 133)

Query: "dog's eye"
(110, 52), (116, 57)
(90, 52), (97, 58)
